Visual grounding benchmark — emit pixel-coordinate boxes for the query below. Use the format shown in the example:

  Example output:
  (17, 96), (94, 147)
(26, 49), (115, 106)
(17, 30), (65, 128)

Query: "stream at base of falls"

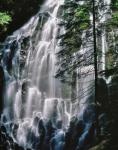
(0, 0), (96, 149)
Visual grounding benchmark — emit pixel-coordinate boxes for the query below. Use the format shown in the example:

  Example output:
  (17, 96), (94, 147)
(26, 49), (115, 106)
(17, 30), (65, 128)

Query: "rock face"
(6, 40), (18, 74)
(97, 78), (108, 109)
(0, 66), (4, 116)
(0, 125), (26, 150)
(64, 118), (85, 150)
(108, 75), (118, 143)
(0, 115), (96, 150)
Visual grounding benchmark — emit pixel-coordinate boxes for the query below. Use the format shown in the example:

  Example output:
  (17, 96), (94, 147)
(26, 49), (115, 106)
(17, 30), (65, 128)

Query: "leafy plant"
(0, 12), (11, 26)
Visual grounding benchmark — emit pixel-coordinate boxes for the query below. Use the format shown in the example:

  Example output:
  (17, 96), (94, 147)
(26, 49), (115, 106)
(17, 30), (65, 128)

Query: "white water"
(99, 0), (111, 71)
(1, 0), (80, 148)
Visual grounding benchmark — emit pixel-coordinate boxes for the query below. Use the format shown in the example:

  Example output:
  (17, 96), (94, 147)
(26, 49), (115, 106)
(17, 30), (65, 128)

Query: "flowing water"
(99, 0), (111, 71)
(2, 0), (65, 120)
(0, 0), (111, 149)
(0, 0), (81, 148)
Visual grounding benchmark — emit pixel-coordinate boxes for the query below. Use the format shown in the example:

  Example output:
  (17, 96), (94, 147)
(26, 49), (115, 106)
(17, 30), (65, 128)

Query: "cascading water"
(3, 0), (65, 119)
(99, 0), (111, 71)
(1, 0), (77, 148)
(0, 0), (98, 150)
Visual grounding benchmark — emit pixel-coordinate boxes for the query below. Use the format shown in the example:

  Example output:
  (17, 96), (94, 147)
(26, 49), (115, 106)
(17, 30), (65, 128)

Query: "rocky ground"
(0, 112), (96, 150)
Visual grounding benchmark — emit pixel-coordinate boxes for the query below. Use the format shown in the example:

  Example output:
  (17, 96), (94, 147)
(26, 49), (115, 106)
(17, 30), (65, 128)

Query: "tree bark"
(92, 0), (100, 138)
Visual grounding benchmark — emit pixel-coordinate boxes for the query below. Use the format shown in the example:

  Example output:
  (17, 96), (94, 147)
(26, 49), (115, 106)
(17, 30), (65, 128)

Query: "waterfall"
(1, 0), (77, 148)
(0, 0), (97, 149)
(99, 0), (111, 71)
(2, 0), (64, 118)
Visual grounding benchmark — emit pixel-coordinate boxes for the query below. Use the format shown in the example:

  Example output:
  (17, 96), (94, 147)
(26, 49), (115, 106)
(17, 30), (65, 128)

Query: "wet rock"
(6, 40), (18, 74)
(42, 120), (55, 150)
(33, 116), (40, 126)
(99, 113), (109, 136)
(107, 75), (118, 141)
(109, 75), (118, 104)
(38, 119), (45, 135)
(21, 80), (31, 118)
(1, 125), (6, 133)
(56, 120), (62, 129)
(14, 143), (24, 150)
(0, 124), (25, 150)
(2, 115), (7, 123)
(20, 36), (30, 71)
(21, 37), (30, 50)
(22, 80), (31, 97)
(77, 123), (95, 150)
(36, 119), (45, 150)
(50, 130), (65, 150)
(83, 105), (96, 123)
(27, 127), (34, 144)
(12, 123), (19, 138)
(84, 123), (95, 145)
(64, 117), (85, 150)
(0, 66), (4, 115)
(86, 77), (108, 112)
(97, 78), (108, 111)
(51, 99), (59, 123)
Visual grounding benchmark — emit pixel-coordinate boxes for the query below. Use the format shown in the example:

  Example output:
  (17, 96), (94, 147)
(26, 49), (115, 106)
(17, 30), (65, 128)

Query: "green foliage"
(75, 7), (89, 20)
(115, 1), (118, 8)
(109, 0), (118, 28)
(111, 0), (118, 9)
(74, 6), (90, 30)
(80, 22), (90, 30)
(112, 12), (118, 23)
(0, 12), (11, 26)
(56, 0), (91, 82)
(107, 11), (118, 29)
